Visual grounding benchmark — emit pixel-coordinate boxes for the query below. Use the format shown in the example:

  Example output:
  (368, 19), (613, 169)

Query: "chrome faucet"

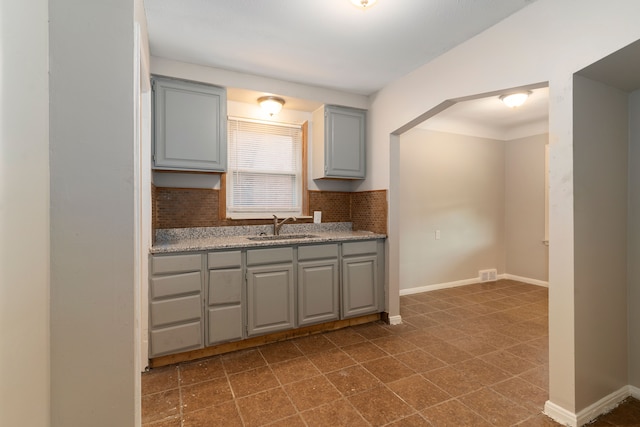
(273, 215), (296, 235)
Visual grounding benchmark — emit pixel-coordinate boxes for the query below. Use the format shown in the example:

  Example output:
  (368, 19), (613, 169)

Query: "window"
(226, 117), (305, 218)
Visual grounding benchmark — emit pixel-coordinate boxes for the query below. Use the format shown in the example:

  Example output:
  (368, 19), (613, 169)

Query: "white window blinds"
(227, 118), (302, 217)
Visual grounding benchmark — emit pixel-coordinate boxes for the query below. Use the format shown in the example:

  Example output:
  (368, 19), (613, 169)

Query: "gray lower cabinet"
(149, 253), (204, 357)
(207, 251), (243, 345)
(297, 244), (339, 326)
(246, 247), (295, 337)
(341, 240), (382, 319)
(149, 238), (385, 358)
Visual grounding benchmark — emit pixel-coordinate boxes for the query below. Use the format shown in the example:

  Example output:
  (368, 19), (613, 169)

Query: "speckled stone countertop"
(151, 222), (386, 254)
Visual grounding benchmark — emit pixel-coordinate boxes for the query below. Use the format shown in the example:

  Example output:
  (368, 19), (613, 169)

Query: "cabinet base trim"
(150, 313), (381, 368)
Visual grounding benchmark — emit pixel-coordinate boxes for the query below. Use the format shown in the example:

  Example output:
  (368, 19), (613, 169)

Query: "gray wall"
(0, 0), (51, 425)
(399, 129), (505, 289)
(573, 75), (629, 410)
(398, 128), (548, 292)
(49, 1), (139, 425)
(505, 134), (548, 281)
(629, 90), (640, 389)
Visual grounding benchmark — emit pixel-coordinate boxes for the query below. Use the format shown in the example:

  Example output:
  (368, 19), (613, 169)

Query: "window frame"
(220, 120), (308, 220)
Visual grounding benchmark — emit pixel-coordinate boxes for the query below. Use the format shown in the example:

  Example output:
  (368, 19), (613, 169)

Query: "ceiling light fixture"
(350, 0), (378, 9)
(499, 91), (531, 108)
(258, 96), (285, 116)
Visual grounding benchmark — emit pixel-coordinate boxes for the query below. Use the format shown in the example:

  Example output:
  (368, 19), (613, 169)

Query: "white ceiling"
(418, 87), (549, 140)
(144, 0), (546, 136)
(144, 0), (536, 96)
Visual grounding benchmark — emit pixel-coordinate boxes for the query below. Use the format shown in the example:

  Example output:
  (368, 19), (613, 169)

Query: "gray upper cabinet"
(312, 105), (366, 179)
(152, 76), (227, 172)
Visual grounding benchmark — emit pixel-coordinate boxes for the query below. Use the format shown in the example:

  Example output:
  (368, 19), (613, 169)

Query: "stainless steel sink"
(246, 234), (317, 241)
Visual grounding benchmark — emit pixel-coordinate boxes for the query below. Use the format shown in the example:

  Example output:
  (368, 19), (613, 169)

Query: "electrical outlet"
(435, 230), (441, 240)
(313, 211), (322, 224)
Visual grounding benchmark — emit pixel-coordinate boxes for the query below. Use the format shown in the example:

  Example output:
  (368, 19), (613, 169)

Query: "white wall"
(629, 90), (640, 390)
(0, 0), (51, 426)
(505, 134), (548, 282)
(573, 75), (629, 409)
(49, 1), (139, 426)
(398, 129), (505, 290)
(366, 0), (640, 417)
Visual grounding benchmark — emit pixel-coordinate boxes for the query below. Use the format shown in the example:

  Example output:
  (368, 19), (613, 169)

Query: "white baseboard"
(544, 400), (577, 426)
(387, 315), (402, 325)
(544, 385), (632, 427)
(503, 273), (549, 287)
(399, 276), (504, 295)
(399, 273), (550, 296)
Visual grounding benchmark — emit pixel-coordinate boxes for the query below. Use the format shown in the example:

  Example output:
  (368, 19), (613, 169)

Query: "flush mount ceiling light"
(499, 91), (532, 108)
(258, 96), (285, 116)
(350, 0), (378, 9)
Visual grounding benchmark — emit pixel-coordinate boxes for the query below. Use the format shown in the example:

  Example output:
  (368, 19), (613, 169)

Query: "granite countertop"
(151, 222), (386, 254)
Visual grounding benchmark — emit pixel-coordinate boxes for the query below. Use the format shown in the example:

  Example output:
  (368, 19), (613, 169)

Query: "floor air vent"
(479, 269), (497, 282)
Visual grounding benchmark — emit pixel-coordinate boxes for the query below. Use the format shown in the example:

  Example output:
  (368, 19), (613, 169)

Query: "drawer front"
(246, 247), (293, 266)
(151, 295), (202, 328)
(342, 240), (378, 256)
(207, 305), (243, 345)
(151, 271), (201, 299)
(152, 254), (202, 275)
(207, 250), (242, 269)
(150, 321), (202, 357)
(208, 269), (242, 304)
(298, 244), (338, 261)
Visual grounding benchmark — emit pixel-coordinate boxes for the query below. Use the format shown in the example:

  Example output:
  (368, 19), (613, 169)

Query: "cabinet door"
(207, 305), (242, 345)
(152, 76), (227, 171)
(207, 268), (243, 345)
(342, 255), (379, 318)
(325, 106), (365, 178)
(246, 264), (294, 336)
(298, 259), (339, 326)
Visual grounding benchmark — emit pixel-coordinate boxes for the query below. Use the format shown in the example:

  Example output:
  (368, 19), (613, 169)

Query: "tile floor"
(142, 279), (640, 426)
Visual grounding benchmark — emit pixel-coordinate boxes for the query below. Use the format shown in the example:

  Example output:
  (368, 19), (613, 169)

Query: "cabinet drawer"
(246, 247), (293, 266)
(207, 305), (243, 345)
(298, 244), (338, 261)
(208, 269), (242, 304)
(152, 254), (202, 274)
(151, 295), (202, 328)
(342, 240), (378, 256)
(150, 321), (202, 357)
(208, 251), (241, 269)
(151, 271), (201, 299)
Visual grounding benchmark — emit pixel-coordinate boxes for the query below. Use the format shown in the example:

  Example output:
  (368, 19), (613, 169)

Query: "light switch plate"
(313, 211), (322, 224)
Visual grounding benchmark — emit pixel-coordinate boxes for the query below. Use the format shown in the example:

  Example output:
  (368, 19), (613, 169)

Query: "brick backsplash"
(155, 187), (219, 229)
(308, 191), (351, 223)
(351, 190), (387, 234)
(153, 186), (387, 234)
